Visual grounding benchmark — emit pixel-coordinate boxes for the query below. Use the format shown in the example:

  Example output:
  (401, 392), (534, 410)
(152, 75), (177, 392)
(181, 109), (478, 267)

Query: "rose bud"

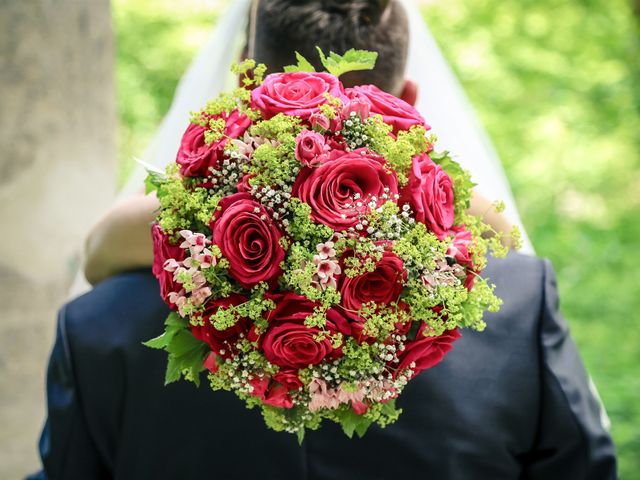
(295, 130), (326, 167)
(342, 97), (371, 120)
(309, 112), (331, 131)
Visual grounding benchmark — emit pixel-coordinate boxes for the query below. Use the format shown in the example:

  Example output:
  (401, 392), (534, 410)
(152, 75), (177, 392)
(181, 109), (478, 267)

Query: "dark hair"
(251, 0), (409, 93)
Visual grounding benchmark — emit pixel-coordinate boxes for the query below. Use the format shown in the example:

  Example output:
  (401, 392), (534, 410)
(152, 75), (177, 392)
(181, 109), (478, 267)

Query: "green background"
(113, 0), (639, 476)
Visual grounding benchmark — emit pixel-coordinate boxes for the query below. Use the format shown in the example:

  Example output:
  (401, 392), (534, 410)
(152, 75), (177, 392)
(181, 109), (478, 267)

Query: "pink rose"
(176, 109), (251, 177)
(260, 292), (350, 369)
(251, 72), (345, 120)
(209, 192), (285, 288)
(292, 148), (398, 232)
(151, 224), (185, 307)
(447, 226), (472, 266)
(346, 85), (427, 134)
(396, 324), (461, 377)
(190, 294), (249, 358)
(338, 249), (407, 339)
(295, 130), (326, 167)
(400, 153), (455, 239)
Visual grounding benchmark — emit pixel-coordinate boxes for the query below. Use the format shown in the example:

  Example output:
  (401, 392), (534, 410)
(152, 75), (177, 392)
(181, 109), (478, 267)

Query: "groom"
(30, 1), (617, 479)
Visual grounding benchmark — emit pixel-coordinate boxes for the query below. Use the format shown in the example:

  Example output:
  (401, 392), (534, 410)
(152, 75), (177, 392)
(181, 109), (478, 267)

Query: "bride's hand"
(84, 192), (159, 285)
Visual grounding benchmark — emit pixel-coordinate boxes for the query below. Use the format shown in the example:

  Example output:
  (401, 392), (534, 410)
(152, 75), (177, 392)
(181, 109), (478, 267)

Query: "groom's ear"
(399, 79), (418, 106)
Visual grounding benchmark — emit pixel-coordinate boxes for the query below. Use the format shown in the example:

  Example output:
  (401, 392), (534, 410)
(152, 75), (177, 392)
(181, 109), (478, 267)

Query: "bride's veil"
(119, 0), (251, 199)
(120, 0), (533, 251)
(401, 0), (533, 253)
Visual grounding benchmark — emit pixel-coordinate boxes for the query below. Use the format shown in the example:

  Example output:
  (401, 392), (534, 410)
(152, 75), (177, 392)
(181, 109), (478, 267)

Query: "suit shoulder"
(61, 269), (169, 352)
(480, 252), (548, 336)
(483, 252), (547, 297)
(483, 251), (545, 278)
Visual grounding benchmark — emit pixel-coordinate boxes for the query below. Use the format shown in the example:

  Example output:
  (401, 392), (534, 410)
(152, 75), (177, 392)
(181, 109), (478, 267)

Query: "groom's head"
(248, 0), (413, 100)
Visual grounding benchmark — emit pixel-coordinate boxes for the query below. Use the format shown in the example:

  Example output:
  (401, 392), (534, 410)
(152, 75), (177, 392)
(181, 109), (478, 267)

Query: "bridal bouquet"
(144, 49), (509, 441)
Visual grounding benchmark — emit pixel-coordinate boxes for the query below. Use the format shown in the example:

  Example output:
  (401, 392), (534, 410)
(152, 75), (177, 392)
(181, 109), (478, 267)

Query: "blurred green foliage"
(421, 1), (639, 476)
(113, 0), (220, 186)
(113, 0), (639, 475)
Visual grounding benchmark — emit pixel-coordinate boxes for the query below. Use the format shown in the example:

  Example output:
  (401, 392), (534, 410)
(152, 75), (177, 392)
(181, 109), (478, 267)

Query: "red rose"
(396, 324), (461, 377)
(351, 400), (368, 415)
(447, 225), (477, 290)
(236, 173), (254, 193)
(295, 130), (326, 167)
(190, 294), (249, 358)
(251, 72), (345, 120)
(176, 109), (250, 177)
(203, 352), (219, 374)
(292, 148), (398, 232)
(274, 369), (304, 391)
(261, 292), (350, 369)
(209, 192), (285, 289)
(392, 305), (413, 338)
(346, 85), (427, 134)
(400, 153), (455, 239)
(338, 249), (407, 338)
(249, 376), (294, 409)
(151, 224), (185, 307)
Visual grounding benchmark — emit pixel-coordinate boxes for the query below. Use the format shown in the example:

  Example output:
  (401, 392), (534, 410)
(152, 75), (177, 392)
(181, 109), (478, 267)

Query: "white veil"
(401, 0), (532, 253)
(119, 0), (251, 199)
(121, 0), (533, 253)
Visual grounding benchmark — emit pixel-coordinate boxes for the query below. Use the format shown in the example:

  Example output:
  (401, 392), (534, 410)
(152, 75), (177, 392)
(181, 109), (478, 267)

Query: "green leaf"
(144, 171), (165, 195)
(143, 314), (185, 349)
(163, 340), (208, 387)
(137, 156), (167, 194)
(355, 417), (373, 438)
(337, 406), (371, 439)
(165, 329), (204, 357)
(175, 343), (208, 387)
(164, 355), (182, 385)
(142, 332), (171, 350)
(165, 311), (186, 327)
(143, 312), (208, 387)
(296, 428), (305, 445)
(316, 47), (378, 77)
(283, 52), (316, 73)
(380, 399), (399, 418)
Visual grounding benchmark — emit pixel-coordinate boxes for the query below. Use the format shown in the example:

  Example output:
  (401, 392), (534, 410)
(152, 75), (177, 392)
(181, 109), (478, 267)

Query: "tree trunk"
(0, 1), (115, 476)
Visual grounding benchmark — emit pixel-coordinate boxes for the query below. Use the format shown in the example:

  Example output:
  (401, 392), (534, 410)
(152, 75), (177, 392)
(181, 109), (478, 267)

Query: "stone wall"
(0, 1), (116, 476)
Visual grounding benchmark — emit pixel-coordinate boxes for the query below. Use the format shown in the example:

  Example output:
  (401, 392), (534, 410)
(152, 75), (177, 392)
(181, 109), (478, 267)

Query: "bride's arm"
(84, 192), (159, 285)
(468, 190), (517, 248)
(84, 189), (516, 284)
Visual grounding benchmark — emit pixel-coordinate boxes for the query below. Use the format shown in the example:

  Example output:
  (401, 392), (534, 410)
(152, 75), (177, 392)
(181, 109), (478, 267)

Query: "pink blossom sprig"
(162, 230), (217, 316)
(311, 240), (341, 290)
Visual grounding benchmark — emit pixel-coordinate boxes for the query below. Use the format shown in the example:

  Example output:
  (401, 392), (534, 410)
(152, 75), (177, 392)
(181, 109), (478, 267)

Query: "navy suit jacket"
(29, 253), (617, 479)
